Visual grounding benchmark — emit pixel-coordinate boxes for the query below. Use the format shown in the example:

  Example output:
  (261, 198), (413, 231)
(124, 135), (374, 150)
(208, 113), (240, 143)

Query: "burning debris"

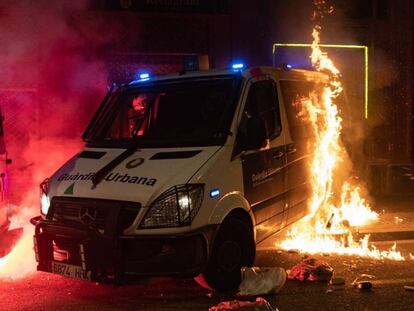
(276, 0), (405, 260)
(0, 137), (82, 280)
(0, 207), (36, 279)
(0, 228), (22, 259)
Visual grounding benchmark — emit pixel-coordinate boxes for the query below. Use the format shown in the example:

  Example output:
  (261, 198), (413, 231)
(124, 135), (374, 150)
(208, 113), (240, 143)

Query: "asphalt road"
(0, 239), (414, 311)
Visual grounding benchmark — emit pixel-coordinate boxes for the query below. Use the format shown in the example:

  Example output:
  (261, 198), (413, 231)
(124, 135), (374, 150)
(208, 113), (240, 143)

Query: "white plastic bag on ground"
(238, 267), (286, 296)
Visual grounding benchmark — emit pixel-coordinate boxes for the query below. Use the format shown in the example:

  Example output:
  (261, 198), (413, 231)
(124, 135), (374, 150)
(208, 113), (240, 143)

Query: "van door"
(236, 78), (287, 243)
(279, 80), (318, 226)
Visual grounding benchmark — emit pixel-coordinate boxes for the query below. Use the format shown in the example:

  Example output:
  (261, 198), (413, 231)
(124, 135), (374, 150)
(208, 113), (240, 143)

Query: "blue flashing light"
(139, 73), (150, 80)
(286, 64), (293, 69)
(209, 188), (220, 198)
(133, 71), (151, 82)
(232, 63), (245, 71)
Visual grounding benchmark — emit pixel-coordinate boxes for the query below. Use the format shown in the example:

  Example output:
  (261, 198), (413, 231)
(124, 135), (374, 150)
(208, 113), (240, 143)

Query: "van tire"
(197, 217), (255, 292)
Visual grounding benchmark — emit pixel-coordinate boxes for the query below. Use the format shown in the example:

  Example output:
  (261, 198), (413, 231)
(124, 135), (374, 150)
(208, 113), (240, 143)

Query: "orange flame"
(0, 137), (81, 278)
(276, 7), (404, 260)
(0, 207), (37, 279)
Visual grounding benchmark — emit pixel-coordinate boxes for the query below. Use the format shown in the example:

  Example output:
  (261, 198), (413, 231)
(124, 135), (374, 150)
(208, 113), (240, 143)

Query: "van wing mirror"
(245, 117), (267, 150)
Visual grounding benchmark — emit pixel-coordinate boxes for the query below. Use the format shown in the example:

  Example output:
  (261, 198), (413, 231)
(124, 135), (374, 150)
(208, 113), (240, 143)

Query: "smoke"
(0, 1), (120, 207)
(0, 1), (120, 278)
(269, 0), (403, 170)
(0, 207), (36, 279)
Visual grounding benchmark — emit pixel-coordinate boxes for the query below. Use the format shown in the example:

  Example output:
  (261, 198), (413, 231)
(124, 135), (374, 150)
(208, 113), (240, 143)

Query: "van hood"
(49, 146), (220, 206)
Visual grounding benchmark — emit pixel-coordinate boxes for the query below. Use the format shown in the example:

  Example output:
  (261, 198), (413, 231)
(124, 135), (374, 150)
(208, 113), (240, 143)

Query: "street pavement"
(0, 197), (413, 311)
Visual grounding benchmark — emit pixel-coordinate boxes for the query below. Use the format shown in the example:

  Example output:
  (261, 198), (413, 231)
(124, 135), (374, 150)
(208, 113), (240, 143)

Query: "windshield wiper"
(92, 146), (138, 186)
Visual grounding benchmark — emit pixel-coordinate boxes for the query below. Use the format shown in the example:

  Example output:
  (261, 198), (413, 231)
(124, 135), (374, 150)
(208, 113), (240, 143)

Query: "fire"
(337, 183), (377, 227)
(0, 207), (37, 279)
(0, 138), (81, 279)
(276, 2), (404, 260)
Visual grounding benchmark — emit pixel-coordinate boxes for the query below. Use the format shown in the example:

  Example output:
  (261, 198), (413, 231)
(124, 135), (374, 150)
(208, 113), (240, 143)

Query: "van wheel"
(196, 217), (255, 292)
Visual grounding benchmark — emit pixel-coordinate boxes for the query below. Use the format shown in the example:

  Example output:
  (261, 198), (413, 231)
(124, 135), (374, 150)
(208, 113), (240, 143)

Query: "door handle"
(272, 151), (284, 159)
(287, 147), (297, 154)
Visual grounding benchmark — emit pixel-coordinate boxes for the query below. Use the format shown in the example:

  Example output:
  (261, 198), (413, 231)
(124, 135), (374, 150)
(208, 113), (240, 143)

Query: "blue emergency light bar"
(139, 73), (150, 80)
(133, 71), (151, 82)
(232, 63), (245, 70)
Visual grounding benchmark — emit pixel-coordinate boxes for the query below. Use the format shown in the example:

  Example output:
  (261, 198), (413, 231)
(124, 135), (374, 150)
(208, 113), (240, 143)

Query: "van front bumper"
(32, 218), (218, 283)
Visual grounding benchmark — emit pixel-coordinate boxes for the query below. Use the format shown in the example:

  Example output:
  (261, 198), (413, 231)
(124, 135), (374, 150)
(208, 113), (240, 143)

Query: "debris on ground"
(287, 258), (333, 282)
(208, 297), (277, 311)
(351, 274), (376, 287)
(404, 285), (414, 291)
(357, 281), (373, 290)
(238, 267), (286, 296)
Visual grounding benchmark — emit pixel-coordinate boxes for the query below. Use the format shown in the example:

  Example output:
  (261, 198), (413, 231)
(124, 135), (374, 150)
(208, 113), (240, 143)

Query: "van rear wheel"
(196, 217), (255, 292)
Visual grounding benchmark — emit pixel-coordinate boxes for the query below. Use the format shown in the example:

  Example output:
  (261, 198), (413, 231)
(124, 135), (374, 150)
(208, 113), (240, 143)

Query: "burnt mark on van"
(150, 150), (201, 160)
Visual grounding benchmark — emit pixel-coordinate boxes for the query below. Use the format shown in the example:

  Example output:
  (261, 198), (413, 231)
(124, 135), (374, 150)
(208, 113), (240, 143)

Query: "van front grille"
(48, 197), (141, 235)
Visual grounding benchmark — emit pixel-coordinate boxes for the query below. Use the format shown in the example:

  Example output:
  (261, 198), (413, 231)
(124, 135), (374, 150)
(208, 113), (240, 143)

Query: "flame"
(0, 206), (37, 279)
(0, 137), (81, 278)
(276, 2), (404, 260)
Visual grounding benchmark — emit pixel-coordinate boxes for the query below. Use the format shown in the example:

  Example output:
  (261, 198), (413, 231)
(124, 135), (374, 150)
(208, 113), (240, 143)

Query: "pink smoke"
(0, 1), (119, 278)
(0, 1), (120, 207)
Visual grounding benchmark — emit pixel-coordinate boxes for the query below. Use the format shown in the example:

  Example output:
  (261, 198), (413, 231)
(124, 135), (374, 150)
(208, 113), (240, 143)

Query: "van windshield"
(84, 76), (242, 148)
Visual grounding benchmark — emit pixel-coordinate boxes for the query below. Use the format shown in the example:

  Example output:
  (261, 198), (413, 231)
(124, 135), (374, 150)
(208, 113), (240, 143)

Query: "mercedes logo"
(78, 207), (97, 225)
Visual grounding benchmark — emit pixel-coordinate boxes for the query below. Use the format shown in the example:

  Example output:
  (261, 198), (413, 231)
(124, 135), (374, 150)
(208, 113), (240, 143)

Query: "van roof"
(127, 66), (329, 87)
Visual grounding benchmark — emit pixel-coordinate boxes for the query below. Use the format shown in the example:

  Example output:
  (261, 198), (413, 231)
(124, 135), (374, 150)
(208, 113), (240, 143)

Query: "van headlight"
(40, 178), (50, 216)
(140, 184), (204, 228)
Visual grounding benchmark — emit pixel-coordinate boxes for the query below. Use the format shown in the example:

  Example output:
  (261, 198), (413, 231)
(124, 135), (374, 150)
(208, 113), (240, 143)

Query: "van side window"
(280, 80), (321, 141)
(246, 80), (282, 139)
(234, 79), (281, 154)
(244, 80), (281, 140)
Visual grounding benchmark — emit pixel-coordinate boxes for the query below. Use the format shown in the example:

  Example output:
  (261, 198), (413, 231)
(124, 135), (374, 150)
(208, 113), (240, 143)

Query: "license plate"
(50, 261), (91, 281)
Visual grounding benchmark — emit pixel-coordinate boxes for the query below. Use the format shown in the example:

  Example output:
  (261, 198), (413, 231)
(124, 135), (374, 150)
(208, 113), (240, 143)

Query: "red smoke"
(0, 1), (119, 206)
(0, 1), (118, 278)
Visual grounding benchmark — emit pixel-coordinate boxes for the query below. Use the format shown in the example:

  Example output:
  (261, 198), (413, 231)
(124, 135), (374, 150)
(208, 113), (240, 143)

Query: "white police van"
(32, 65), (327, 291)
